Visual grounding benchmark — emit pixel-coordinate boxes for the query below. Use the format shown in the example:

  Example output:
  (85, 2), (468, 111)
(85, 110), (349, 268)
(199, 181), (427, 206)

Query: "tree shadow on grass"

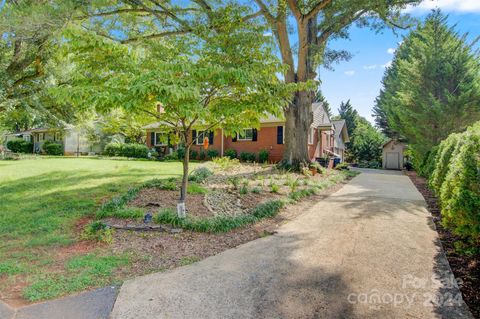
(0, 169), (182, 246)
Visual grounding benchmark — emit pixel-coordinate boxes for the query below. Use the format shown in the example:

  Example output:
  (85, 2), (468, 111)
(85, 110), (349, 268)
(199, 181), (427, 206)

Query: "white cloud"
(406, 0), (480, 13)
(387, 48), (396, 54)
(263, 32), (273, 37)
(382, 61), (393, 68)
(363, 65), (378, 70)
(344, 70), (355, 76)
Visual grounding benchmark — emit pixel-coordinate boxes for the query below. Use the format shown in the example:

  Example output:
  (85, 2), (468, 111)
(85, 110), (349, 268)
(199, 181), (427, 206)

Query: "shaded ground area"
(111, 168), (472, 319)
(406, 170), (480, 318)
(0, 158), (186, 305)
(110, 179), (349, 275)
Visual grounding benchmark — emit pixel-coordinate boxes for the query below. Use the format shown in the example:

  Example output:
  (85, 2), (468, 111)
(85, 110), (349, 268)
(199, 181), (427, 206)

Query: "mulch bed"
(405, 170), (479, 318)
(111, 177), (350, 279)
(128, 188), (214, 218)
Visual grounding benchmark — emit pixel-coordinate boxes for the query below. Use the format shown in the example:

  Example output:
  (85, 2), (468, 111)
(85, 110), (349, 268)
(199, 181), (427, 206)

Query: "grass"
(0, 157), (187, 301)
(23, 253), (130, 301)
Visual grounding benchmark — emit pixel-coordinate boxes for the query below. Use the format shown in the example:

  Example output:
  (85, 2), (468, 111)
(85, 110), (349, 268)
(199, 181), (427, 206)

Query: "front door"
(386, 152), (400, 170)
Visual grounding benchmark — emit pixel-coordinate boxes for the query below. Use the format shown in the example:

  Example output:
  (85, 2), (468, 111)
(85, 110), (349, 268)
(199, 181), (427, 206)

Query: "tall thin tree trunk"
(178, 132), (190, 218)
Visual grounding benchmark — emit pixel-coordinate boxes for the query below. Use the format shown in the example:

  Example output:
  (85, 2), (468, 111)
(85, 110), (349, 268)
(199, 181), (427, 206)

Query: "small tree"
(58, 7), (292, 216)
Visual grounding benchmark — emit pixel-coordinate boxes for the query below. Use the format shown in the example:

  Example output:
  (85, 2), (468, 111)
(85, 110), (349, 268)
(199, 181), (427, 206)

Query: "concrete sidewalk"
(111, 169), (472, 318)
(1, 286), (118, 319)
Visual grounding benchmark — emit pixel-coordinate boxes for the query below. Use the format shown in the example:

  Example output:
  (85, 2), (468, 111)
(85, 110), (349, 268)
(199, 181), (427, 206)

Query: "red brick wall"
(146, 126), (335, 163)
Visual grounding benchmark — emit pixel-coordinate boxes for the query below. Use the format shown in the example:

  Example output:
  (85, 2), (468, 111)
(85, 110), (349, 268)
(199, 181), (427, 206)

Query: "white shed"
(381, 140), (407, 170)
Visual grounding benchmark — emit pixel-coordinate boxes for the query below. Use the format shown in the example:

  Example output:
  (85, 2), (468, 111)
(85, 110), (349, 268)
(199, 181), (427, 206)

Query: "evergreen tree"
(338, 100), (358, 138)
(374, 11), (480, 164)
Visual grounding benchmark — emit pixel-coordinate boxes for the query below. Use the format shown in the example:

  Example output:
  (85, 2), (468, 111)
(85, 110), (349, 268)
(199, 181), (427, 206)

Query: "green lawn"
(0, 157), (186, 301)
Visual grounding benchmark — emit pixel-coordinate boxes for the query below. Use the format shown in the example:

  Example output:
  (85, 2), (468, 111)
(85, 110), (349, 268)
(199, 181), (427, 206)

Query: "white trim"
(308, 127), (314, 145)
(194, 130), (208, 145)
(237, 128), (253, 141)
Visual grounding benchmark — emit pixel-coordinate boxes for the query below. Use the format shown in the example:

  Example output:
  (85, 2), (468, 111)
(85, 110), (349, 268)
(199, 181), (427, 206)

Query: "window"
(308, 127), (314, 144)
(195, 131), (207, 145)
(277, 126), (284, 144)
(154, 132), (168, 146)
(237, 128), (253, 141)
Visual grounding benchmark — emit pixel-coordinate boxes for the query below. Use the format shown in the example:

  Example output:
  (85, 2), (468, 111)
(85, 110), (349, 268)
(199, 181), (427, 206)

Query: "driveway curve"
(111, 169), (472, 319)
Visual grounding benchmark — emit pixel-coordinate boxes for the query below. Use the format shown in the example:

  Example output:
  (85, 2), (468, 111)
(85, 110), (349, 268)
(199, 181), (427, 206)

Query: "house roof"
(381, 139), (407, 149)
(143, 102), (333, 130)
(332, 120), (350, 143)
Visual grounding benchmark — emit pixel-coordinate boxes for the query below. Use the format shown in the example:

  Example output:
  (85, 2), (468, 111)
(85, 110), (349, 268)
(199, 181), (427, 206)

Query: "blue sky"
(321, 0), (480, 123)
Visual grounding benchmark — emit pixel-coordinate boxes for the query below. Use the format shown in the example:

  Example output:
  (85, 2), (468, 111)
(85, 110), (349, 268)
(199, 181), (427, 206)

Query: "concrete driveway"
(111, 169), (472, 319)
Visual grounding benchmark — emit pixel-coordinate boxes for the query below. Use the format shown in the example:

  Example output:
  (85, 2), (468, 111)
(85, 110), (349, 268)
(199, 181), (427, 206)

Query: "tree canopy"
(373, 11), (480, 164)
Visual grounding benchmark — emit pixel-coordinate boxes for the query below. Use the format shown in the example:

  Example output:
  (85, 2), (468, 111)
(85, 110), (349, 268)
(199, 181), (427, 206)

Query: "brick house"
(145, 103), (344, 163)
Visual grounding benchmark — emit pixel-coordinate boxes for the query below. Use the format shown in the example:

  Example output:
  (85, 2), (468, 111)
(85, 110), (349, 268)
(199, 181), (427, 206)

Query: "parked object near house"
(3, 125), (124, 155)
(145, 103), (349, 163)
(381, 139), (407, 170)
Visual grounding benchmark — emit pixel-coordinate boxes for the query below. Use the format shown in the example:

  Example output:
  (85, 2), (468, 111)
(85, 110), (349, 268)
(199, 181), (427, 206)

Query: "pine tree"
(338, 100), (358, 138)
(374, 10), (480, 163)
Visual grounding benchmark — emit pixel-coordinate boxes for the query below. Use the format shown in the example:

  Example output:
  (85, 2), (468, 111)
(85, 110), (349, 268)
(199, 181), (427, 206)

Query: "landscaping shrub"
(258, 149), (269, 163)
(429, 133), (463, 194)
(227, 176), (240, 189)
(438, 124), (480, 252)
(177, 146), (186, 159)
(104, 142), (122, 156)
(162, 152), (178, 161)
(198, 150), (206, 160)
(207, 149), (219, 159)
(43, 140), (64, 156)
(224, 148), (237, 159)
(240, 151), (256, 162)
(189, 150), (198, 160)
(6, 139), (33, 153)
(154, 199), (285, 233)
(417, 147), (438, 178)
(309, 161), (325, 174)
(357, 160), (381, 169)
(187, 182), (208, 194)
(212, 156), (240, 170)
(335, 162), (349, 170)
(121, 143), (149, 158)
(188, 167), (213, 183)
(104, 143), (149, 158)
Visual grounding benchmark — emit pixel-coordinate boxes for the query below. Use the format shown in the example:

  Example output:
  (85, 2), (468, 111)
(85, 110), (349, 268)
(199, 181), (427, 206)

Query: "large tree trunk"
(280, 17), (317, 170)
(282, 91), (314, 169)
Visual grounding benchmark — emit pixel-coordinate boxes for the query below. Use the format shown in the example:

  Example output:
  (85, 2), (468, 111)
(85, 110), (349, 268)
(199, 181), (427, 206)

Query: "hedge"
(6, 139), (33, 153)
(429, 132), (463, 194)
(429, 122), (480, 252)
(104, 143), (149, 158)
(43, 140), (64, 155)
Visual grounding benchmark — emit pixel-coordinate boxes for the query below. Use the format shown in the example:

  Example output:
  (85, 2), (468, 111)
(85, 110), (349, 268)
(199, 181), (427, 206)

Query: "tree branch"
(254, 0), (274, 23)
(305, 0), (332, 20)
(120, 30), (188, 44)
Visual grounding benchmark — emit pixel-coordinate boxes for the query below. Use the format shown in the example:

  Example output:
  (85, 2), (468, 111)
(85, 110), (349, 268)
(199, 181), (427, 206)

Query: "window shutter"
(252, 128), (258, 141)
(192, 130), (197, 145)
(150, 132), (155, 146)
(209, 131), (214, 144)
(277, 126), (283, 144)
(232, 133), (237, 142)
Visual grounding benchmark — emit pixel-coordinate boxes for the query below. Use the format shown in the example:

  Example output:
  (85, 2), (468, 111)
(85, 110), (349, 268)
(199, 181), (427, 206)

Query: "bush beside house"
(43, 140), (64, 155)
(104, 143), (150, 159)
(6, 139), (33, 153)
